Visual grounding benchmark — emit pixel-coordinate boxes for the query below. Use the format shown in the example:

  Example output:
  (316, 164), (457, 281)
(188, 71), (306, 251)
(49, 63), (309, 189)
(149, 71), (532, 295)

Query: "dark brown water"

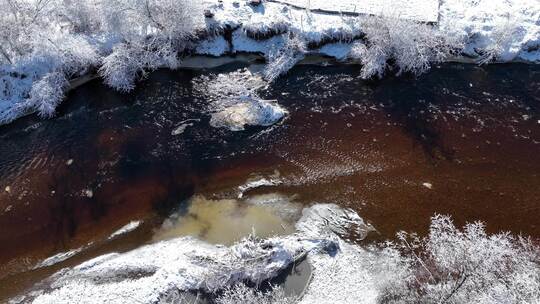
(0, 62), (539, 301)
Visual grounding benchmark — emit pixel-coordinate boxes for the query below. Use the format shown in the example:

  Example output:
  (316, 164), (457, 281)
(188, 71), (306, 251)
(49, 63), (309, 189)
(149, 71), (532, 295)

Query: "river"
(0, 62), (539, 301)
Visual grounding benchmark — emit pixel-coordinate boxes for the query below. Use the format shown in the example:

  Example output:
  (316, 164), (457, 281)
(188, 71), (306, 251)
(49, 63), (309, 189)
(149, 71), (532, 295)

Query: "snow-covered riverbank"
(0, 0), (539, 126)
(11, 202), (539, 304)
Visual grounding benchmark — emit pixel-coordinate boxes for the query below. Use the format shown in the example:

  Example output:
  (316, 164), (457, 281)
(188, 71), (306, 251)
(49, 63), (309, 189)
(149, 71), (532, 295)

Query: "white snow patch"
(107, 221), (141, 240)
(318, 43), (354, 60)
(19, 203), (366, 303)
(171, 123), (191, 135)
(272, 0), (439, 23)
(232, 30), (286, 55)
(299, 241), (379, 304)
(171, 119), (200, 135)
(238, 176), (282, 198)
(195, 35), (230, 56)
(33, 246), (87, 269)
(439, 0), (540, 63)
(422, 182), (433, 189)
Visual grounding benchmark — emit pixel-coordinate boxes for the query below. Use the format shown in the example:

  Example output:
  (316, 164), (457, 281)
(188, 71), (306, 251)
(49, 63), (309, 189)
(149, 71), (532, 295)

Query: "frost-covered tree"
(0, 0), (203, 123)
(263, 33), (307, 82)
(99, 0), (203, 91)
(476, 17), (520, 65)
(379, 214), (540, 303)
(100, 38), (179, 92)
(349, 15), (465, 79)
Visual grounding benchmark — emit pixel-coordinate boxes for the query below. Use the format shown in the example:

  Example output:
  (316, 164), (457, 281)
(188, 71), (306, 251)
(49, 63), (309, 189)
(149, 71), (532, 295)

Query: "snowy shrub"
(216, 284), (296, 304)
(99, 43), (141, 92)
(476, 18), (520, 64)
(0, 0), (50, 65)
(263, 33), (307, 82)
(100, 0), (203, 43)
(0, 0), (203, 122)
(350, 15), (465, 79)
(30, 32), (101, 76)
(99, 38), (180, 92)
(28, 71), (69, 117)
(380, 214), (540, 303)
(99, 0), (203, 91)
(57, 0), (102, 34)
(143, 0), (204, 42)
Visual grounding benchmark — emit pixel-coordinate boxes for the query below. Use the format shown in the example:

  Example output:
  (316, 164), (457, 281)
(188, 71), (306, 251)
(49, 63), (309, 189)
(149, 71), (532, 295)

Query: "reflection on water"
(153, 194), (300, 245)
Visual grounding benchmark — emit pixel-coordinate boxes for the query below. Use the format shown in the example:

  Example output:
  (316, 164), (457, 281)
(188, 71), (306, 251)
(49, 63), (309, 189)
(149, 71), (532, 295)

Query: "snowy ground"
(11, 204), (371, 303)
(270, 0), (440, 23)
(11, 200), (539, 304)
(199, 0), (540, 62)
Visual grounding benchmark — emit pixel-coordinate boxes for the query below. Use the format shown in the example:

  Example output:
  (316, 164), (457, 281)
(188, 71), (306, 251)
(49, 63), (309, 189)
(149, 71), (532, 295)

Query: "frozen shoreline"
(1, 0), (539, 126)
(11, 202), (540, 304)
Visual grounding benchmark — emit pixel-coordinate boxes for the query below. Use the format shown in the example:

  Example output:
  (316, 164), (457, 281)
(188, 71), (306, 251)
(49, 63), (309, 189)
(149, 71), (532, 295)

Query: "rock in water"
(210, 98), (287, 131)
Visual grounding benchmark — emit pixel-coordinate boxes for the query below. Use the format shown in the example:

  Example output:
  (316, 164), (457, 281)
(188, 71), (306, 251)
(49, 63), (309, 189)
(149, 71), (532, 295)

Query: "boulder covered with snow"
(210, 98), (287, 131)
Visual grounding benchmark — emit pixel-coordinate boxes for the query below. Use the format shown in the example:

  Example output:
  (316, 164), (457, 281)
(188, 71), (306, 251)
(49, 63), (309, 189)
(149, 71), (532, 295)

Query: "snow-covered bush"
(57, 0), (102, 34)
(349, 15), (465, 79)
(99, 38), (179, 91)
(98, 0), (203, 91)
(476, 18), (520, 64)
(0, 9), (100, 123)
(28, 71), (69, 117)
(101, 0), (203, 43)
(263, 33), (307, 81)
(379, 214), (540, 303)
(0, 0), (203, 123)
(0, 0), (102, 122)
